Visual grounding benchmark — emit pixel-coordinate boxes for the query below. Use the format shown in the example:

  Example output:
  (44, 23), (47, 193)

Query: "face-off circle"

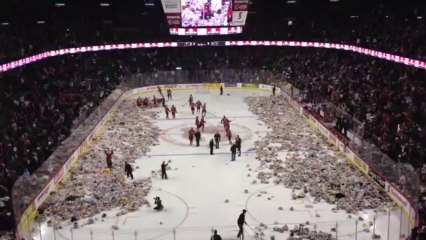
(160, 123), (254, 146)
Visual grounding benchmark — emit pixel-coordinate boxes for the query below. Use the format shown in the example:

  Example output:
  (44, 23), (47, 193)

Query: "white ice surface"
(33, 89), (408, 240)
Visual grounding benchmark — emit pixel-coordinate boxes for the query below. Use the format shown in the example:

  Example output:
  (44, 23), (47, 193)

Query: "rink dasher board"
(279, 87), (417, 228)
(123, 87), (275, 100)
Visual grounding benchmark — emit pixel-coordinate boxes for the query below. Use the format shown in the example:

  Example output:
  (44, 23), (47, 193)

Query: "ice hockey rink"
(34, 88), (409, 240)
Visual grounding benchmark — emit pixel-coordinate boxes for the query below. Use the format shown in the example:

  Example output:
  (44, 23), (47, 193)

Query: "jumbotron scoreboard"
(161, 0), (249, 35)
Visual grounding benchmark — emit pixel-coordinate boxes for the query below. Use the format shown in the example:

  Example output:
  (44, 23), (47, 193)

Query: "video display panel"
(181, 0), (234, 27)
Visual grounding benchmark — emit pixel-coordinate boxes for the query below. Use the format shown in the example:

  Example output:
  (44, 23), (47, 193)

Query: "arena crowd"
(1, 47), (425, 237)
(0, 0), (425, 238)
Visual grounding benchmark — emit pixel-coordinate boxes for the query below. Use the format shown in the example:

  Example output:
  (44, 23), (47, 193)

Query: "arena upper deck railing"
(0, 40), (426, 73)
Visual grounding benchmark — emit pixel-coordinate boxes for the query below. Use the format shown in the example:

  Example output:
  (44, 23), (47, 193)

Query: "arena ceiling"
(0, 0), (423, 31)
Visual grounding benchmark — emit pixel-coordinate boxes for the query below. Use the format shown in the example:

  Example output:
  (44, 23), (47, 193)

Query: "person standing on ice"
(214, 132), (221, 149)
(167, 88), (172, 101)
(124, 162), (133, 180)
(195, 116), (200, 127)
(137, 97), (143, 107)
(236, 209), (247, 239)
(221, 116), (231, 130)
(142, 97), (149, 107)
(157, 86), (162, 95)
(190, 101), (195, 115)
(196, 100), (202, 113)
(220, 85), (223, 95)
(199, 116), (206, 131)
(272, 85), (276, 96)
(209, 139), (214, 155)
(104, 149), (114, 168)
(188, 127), (196, 145)
(202, 103), (207, 117)
(230, 143), (237, 161)
(189, 94), (194, 105)
(161, 161), (168, 179)
(235, 135), (242, 157)
(164, 105), (170, 119)
(195, 130), (201, 147)
(171, 105), (177, 119)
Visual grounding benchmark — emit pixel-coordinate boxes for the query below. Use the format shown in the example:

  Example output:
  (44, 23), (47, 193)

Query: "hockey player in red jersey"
(165, 105), (170, 119)
(142, 97), (149, 107)
(226, 129), (232, 144)
(137, 97), (143, 107)
(196, 100), (202, 113)
(190, 102), (195, 115)
(221, 116), (231, 130)
(104, 149), (114, 168)
(198, 116), (206, 131)
(171, 105), (177, 119)
(202, 103), (207, 117)
(221, 116), (228, 125)
(188, 127), (195, 145)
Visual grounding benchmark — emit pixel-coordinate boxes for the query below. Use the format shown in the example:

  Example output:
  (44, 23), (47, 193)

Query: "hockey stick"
(245, 223), (259, 236)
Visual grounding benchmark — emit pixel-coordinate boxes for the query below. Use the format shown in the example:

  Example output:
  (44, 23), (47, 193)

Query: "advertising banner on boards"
(204, 83), (222, 88)
(224, 82), (238, 87)
(242, 83), (259, 88)
(368, 168), (386, 189)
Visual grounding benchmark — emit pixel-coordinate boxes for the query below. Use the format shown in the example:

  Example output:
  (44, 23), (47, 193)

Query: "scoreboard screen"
(181, 0), (234, 27)
(161, 0), (248, 35)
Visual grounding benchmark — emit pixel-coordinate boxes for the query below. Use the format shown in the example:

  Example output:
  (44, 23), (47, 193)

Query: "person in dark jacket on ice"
(237, 209), (247, 239)
(211, 230), (222, 240)
(230, 143), (237, 161)
(195, 130), (201, 147)
(214, 132), (221, 149)
(161, 161), (168, 179)
(235, 135), (242, 157)
(209, 139), (214, 155)
(124, 162), (133, 180)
